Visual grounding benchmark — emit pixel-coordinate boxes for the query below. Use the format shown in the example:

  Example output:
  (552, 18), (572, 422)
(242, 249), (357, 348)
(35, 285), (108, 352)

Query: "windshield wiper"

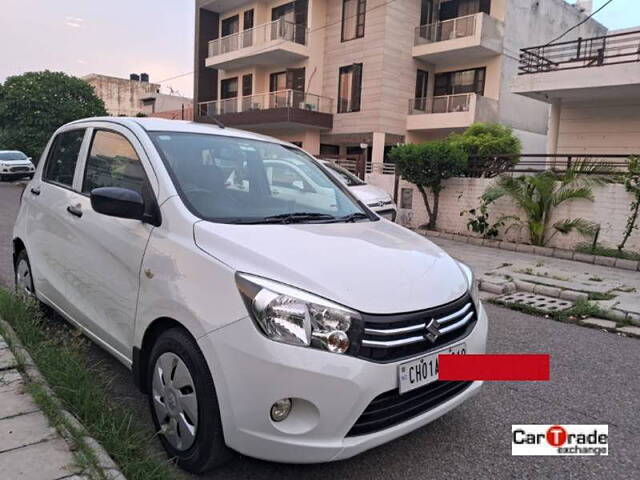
(261, 212), (337, 224)
(338, 212), (370, 223)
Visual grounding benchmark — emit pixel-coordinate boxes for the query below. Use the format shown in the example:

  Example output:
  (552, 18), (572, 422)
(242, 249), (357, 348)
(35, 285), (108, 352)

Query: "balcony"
(206, 19), (309, 70)
(413, 13), (503, 66)
(512, 29), (640, 103)
(406, 93), (498, 132)
(198, 90), (333, 130)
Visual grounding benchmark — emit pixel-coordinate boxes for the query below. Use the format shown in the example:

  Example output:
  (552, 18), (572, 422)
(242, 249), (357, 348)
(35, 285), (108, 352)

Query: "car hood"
(350, 184), (393, 205)
(0, 159), (32, 165)
(194, 220), (467, 314)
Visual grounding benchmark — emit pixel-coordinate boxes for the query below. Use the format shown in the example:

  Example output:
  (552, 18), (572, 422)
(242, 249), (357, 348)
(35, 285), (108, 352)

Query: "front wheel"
(147, 328), (231, 473)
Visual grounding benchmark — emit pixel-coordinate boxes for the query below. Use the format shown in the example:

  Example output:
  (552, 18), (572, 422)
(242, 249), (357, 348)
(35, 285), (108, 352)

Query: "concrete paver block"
(0, 387), (39, 420)
(594, 256), (616, 267)
(533, 246), (554, 257)
(514, 280), (535, 293)
(533, 284), (561, 298)
(479, 281), (506, 295)
(0, 411), (58, 453)
(554, 249), (575, 260)
(581, 318), (618, 330)
(497, 292), (573, 313)
(500, 242), (517, 251)
(0, 438), (78, 480)
(0, 370), (23, 393)
(468, 237), (484, 246)
(614, 296), (640, 315)
(0, 348), (18, 370)
(516, 244), (535, 254)
(617, 326), (640, 338)
(614, 258), (639, 271)
(559, 290), (589, 302)
(573, 253), (595, 264)
(484, 240), (501, 249)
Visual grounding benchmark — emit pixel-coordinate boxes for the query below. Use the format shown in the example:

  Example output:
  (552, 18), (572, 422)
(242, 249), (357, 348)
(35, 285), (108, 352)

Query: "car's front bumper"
(198, 301), (488, 464)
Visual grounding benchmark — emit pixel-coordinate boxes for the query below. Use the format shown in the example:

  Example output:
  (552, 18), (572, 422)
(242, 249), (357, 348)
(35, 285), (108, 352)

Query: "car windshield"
(149, 132), (370, 224)
(0, 152), (28, 161)
(322, 162), (366, 186)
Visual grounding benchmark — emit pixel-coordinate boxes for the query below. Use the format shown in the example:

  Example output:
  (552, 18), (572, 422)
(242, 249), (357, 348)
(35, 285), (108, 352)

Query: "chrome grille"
(358, 294), (476, 362)
(10, 166), (29, 172)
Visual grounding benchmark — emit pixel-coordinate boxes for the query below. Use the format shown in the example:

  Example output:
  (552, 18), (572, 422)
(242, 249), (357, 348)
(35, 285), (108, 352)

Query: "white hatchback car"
(319, 160), (397, 221)
(13, 118), (487, 473)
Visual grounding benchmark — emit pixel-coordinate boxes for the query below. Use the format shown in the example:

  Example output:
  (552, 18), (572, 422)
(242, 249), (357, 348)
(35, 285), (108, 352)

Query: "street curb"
(477, 280), (640, 329)
(0, 317), (127, 480)
(418, 229), (640, 272)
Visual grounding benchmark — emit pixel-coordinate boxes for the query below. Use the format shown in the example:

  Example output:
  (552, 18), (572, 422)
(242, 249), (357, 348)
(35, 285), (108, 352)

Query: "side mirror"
(90, 187), (144, 221)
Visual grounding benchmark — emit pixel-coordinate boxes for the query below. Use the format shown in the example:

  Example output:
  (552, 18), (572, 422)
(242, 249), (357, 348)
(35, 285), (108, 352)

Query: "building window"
(413, 69), (429, 111)
(400, 188), (413, 209)
(221, 78), (238, 99)
(338, 63), (363, 113)
(242, 74), (253, 97)
(434, 67), (486, 96)
(220, 77), (238, 113)
(243, 9), (254, 30)
(342, 0), (366, 41)
(221, 15), (239, 37)
(320, 144), (340, 156)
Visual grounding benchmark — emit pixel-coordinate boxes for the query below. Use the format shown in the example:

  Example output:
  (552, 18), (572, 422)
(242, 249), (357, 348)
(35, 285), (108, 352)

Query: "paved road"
(0, 182), (638, 479)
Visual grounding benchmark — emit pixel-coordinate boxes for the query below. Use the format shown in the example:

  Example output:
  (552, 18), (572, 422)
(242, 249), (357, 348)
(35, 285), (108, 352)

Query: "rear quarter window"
(43, 130), (86, 187)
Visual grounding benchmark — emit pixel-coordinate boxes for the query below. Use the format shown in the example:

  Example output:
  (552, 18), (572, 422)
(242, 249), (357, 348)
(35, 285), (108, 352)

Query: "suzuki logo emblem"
(424, 319), (441, 342)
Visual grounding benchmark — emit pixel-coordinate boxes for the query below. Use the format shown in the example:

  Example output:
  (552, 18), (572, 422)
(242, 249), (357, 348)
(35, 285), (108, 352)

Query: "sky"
(0, 0), (639, 99)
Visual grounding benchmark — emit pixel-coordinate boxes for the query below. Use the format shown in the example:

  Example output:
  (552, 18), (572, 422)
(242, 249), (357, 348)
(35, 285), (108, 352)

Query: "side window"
(43, 129), (85, 187)
(82, 130), (146, 195)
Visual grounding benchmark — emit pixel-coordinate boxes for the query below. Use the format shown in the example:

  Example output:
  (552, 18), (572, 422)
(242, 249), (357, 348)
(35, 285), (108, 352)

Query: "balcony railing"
(408, 93), (474, 115)
(208, 18), (308, 57)
(198, 90), (333, 117)
(519, 29), (640, 74)
(415, 14), (477, 45)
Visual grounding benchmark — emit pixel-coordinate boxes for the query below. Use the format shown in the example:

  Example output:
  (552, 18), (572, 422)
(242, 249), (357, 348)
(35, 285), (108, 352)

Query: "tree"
(0, 71), (107, 161)
(390, 140), (467, 230)
(449, 122), (522, 177)
(482, 168), (603, 246)
(618, 156), (640, 251)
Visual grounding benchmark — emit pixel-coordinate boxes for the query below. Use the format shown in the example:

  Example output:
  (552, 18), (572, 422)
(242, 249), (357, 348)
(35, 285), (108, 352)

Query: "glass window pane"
(44, 130), (85, 187)
(82, 131), (145, 195)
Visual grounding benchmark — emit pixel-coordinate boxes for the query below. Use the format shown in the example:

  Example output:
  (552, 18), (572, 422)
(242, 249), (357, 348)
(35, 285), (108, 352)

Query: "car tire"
(147, 328), (232, 473)
(14, 249), (35, 298)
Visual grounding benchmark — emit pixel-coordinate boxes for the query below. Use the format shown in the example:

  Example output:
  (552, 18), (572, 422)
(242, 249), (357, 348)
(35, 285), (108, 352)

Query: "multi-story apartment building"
(193, 0), (605, 163)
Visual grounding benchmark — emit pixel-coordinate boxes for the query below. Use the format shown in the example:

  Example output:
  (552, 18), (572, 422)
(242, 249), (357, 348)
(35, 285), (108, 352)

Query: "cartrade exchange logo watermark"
(512, 425), (608, 456)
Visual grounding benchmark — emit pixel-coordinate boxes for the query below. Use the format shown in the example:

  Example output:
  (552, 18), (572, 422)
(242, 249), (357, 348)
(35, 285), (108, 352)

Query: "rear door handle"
(30, 187), (40, 196)
(66, 205), (83, 218)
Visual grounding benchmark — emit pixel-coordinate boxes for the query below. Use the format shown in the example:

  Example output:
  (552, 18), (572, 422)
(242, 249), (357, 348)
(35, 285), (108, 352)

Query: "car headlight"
(236, 273), (362, 354)
(457, 261), (478, 302)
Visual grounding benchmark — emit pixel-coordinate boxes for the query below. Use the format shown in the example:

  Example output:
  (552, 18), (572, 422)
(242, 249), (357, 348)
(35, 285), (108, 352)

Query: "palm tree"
(482, 167), (604, 246)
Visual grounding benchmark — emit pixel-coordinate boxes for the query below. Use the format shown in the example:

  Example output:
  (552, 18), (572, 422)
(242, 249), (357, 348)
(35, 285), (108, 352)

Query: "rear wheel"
(14, 250), (34, 298)
(147, 328), (231, 473)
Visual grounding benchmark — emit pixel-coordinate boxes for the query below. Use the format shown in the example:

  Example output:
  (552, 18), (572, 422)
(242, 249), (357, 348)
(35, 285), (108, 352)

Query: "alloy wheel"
(152, 352), (199, 451)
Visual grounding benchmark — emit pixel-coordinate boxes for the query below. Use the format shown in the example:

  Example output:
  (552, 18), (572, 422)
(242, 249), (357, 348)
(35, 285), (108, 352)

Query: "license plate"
(398, 343), (466, 394)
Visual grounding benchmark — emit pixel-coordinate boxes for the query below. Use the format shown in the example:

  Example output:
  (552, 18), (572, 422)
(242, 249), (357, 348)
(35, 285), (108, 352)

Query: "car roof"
(64, 117), (294, 146)
(0, 150), (26, 154)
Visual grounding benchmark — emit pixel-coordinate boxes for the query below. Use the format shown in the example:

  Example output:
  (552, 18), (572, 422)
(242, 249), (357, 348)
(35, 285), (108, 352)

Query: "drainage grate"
(496, 292), (574, 313)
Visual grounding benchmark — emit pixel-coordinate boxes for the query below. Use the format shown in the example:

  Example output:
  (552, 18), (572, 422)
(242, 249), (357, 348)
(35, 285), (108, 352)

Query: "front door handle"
(30, 187), (40, 196)
(66, 205), (83, 218)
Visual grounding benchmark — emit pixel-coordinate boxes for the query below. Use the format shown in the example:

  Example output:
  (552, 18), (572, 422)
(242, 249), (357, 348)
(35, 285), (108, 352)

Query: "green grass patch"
(0, 290), (174, 480)
(576, 243), (640, 261)
(587, 292), (616, 301)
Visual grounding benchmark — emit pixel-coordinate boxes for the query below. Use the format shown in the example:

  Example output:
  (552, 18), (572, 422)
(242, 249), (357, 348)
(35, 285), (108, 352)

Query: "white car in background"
(0, 151), (36, 181)
(319, 160), (397, 221)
